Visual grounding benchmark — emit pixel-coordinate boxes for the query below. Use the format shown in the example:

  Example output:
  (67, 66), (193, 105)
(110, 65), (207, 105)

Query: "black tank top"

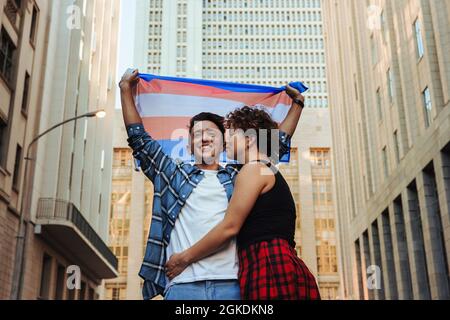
(237, 161), (297, 249)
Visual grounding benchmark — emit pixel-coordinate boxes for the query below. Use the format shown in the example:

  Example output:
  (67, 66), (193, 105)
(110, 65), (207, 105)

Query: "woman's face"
(225, 127), (248, 162)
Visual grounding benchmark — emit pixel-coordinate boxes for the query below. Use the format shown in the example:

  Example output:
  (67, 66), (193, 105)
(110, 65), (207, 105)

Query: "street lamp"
(10, 109), (106, 300)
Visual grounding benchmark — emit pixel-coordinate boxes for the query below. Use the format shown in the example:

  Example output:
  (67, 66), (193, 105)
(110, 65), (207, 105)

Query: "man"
(119, 68), (305, 300)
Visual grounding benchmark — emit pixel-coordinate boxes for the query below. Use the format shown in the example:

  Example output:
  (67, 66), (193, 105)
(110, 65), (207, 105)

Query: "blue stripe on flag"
(138, 73), (308, 94)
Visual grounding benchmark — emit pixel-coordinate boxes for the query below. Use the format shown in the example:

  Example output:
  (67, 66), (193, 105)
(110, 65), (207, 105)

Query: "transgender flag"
(135, 73), (308, 163)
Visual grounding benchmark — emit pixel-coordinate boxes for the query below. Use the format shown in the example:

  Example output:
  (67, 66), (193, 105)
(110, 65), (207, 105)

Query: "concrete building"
(0, 0), (51, 300)
(102, 109), (153, 300)
(121, 0), (342, 299)
(0, 0), (120, 300)
(279, 111), (341, 300)
(323, 0), (450, 299)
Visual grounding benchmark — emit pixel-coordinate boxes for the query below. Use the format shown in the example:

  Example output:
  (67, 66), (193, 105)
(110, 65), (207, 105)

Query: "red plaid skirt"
(238, 238), (321, 300)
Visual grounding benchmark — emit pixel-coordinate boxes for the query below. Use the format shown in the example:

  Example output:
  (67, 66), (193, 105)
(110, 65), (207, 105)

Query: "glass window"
(39, 254), (53, 300)
(12, 144), (22, 190)
(394, 130), (400, 163)
(382, 146), (389, 178)
(423, 87), (432, 127)
(22, 72), (30, 112)
(30, 5), (39, 44)
(0, 27), (16, 82)
(414, 18), (425, 59)
(376, 88), (383, 121)
(387, 68), (394, 103)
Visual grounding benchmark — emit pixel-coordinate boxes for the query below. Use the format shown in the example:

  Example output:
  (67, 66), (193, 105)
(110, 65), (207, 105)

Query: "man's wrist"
(126, 123), (145, 138)
(119, 82), (132, 91)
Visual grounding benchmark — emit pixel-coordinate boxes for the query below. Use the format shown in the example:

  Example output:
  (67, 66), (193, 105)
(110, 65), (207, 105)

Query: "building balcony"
(311, 166), (332, 177)
(35, 198), (118, 279)
(112, 166), (132, 178)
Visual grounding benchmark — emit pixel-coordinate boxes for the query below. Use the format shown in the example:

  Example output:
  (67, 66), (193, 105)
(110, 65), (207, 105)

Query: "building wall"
(30, 0), (119, 239)
(1, 0), (120, 300)
(25, 0), (120, 300)
(0, 0), (51, 300)
(102, 109), (154, 300)
(323, 0), (450, 299)
(279, 107), (341, 299)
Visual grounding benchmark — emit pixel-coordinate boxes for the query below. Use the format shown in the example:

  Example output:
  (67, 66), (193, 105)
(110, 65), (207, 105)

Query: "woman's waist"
(237, 235), (296, 252)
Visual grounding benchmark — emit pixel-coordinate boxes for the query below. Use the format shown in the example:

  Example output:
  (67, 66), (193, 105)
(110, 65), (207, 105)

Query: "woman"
(165, 106), (321, 300)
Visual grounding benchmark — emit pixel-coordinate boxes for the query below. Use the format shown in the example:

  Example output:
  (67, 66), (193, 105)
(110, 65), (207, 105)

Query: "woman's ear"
(246, 135), (257, 149)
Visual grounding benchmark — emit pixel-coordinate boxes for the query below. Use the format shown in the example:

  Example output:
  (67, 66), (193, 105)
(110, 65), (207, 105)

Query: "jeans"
(164, 280), (241, 300)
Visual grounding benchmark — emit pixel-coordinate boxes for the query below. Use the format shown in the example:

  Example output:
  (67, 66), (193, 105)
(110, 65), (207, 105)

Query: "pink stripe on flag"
(137, 79), (292, 108)
(142, 117), (191, 140)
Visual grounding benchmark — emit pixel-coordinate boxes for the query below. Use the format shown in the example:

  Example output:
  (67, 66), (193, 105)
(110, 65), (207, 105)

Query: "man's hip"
(164, 280), (241, 300)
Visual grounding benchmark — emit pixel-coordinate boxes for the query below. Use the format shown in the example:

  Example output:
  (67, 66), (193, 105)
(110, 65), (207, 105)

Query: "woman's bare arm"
(278, 84), (305, 137)
(165, 164), (272, 279)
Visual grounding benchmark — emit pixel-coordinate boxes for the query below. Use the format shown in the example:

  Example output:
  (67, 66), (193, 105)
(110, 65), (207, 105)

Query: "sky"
(115, 0), (136, 109)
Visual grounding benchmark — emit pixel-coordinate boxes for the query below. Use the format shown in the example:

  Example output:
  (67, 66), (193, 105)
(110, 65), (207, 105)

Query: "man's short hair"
(189, 112), (225, 136)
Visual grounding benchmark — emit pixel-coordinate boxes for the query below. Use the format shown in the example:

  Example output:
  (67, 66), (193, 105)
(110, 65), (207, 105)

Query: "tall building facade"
(0, 0), (120, 300)
(0, 0), (51, 299)
(126, 0), (342, 299)
(323, 0), (450, 299)
(101, 109), (154, 300)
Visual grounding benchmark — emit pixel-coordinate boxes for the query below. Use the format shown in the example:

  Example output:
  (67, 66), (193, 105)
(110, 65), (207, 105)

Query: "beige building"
(0, 0), (120, 300)
(279, 109), (341, 300)
(123, 0), (342, 299)
(0, 0), (51, 300)
(102, 109), (153, 300)
(323, 0), (450, 299)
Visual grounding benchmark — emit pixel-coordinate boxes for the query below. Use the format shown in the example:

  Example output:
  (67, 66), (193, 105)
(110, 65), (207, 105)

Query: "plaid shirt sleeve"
(279, 130), (291, 158)
(270, 130), (292, 164)
(126, 123), (178, 183)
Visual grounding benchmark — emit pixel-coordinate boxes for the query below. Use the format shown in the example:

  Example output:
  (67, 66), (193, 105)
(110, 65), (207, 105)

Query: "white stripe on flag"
(136, 93), (291, 123)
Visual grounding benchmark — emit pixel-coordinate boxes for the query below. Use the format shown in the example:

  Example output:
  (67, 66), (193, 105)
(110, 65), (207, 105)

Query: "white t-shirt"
(165, 170), (239, 288)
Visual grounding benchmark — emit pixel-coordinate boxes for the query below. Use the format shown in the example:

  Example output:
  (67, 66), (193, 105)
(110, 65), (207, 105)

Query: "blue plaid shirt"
(126, 123), (291, 300)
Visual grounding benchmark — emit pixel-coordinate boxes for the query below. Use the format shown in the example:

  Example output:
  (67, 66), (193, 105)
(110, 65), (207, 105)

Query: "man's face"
(190, 121), (224, 165)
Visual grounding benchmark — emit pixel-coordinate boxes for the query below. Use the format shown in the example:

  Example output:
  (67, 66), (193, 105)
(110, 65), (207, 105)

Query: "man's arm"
(164, 164), (268, 279)
(119, 69), (179, 183)
(120, 68), (142, 126)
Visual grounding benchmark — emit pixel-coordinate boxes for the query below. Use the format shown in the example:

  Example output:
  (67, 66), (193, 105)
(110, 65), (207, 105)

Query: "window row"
(202, 38), (324, 50)
(203, 10), (322, 23)
(203, 0), (321, 9)
(203, 52), (325, 64)
(202, 66), (326, 81)
(203, 24), (323, 36)
(203, 0), (321, 8)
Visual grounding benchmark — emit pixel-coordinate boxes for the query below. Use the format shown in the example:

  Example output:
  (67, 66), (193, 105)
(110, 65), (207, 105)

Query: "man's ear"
(186, 134), (193, 155)
(186, 144), (192, 156)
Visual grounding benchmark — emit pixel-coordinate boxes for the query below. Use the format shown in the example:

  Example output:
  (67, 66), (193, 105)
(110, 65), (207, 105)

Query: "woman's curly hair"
(225, 106), (279, 157)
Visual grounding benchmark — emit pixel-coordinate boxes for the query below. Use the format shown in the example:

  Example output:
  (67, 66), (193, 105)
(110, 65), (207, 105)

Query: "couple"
(120, 69), (320, 301)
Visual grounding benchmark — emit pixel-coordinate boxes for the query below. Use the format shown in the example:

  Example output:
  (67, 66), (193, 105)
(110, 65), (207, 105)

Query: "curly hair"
(225, 106), (279, 157)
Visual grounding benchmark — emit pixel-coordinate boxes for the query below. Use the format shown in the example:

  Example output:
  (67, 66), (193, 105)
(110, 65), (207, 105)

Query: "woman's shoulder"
(239, 162), (276, 181)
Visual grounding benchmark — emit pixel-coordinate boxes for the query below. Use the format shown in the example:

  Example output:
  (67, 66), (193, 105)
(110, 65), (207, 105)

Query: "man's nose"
(202, 133), (213, 142)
